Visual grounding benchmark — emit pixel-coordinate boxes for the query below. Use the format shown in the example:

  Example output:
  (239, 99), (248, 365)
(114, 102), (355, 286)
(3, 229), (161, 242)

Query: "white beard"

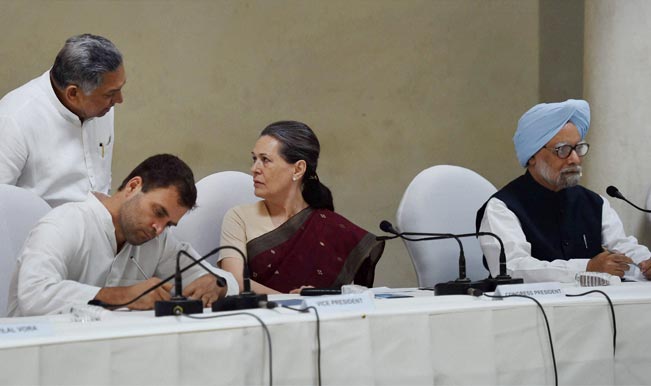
(536, 161), (582, 190)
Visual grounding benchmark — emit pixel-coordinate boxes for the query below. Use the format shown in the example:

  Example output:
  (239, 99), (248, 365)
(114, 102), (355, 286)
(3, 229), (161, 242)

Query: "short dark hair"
(118, 154), (197, 209)
(51, 34), (123, 94)
(261, 121), (334, 211)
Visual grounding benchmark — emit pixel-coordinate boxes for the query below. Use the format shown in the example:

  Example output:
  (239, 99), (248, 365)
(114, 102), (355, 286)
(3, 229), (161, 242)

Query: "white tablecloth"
(1, 283), (650, 385)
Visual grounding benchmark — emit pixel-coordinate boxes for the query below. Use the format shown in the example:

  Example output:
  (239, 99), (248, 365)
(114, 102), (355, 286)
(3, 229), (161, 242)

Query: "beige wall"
(584, 1), (651, 247)
(0, 0), (542, 287)
(539, 0), (584, 102)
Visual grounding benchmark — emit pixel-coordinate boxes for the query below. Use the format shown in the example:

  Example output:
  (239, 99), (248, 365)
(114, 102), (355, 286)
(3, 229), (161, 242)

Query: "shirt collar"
(87, 192), (118, 253)
(39, 70), (84, 126)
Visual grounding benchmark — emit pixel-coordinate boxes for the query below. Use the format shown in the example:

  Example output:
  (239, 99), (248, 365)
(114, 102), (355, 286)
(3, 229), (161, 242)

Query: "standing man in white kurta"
(0, 34), (126, 207)
(8, 154), (238, 317)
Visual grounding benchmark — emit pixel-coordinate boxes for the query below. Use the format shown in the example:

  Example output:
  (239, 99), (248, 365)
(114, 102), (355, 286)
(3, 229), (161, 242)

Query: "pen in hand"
(601, 246), (639, 273)
(129, 256), (150, 279)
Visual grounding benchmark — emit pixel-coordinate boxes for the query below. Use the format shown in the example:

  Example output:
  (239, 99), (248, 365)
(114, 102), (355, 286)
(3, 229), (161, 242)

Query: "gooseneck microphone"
(378, 220), (522, 295)
(178, 251), (228, 287)
(91, 246), (236, 315)
(154, 249), (229, 317)
(380, 220), (469, 283)
(211, 246), (269, 312)
(379, 220), (399, 235)
(606, 185), (651, 213)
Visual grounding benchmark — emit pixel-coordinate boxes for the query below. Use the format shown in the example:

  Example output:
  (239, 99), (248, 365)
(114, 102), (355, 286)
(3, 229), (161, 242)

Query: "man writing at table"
(477, 99), (651, 283)
(8, 154), (238, 317)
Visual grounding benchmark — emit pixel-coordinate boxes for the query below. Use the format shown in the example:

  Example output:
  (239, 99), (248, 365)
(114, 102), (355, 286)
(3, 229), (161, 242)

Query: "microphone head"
(379, 220), (398, 234)
(606, 185), (624, 199)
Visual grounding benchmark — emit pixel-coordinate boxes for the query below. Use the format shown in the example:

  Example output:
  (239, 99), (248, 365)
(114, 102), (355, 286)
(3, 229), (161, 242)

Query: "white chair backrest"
(396, 165), (496, 288)
(173, 171), (260, 265)
(0, 185), (51, 317)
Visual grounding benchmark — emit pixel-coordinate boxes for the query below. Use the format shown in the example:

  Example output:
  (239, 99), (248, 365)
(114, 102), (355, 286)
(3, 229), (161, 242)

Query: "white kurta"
(479, 196), (651, 283)
(0, 71), (113, 207)
(8, 193), (238, 317)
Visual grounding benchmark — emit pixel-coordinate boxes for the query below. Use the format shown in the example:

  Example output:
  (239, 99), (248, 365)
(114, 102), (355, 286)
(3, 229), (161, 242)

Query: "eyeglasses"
(543, 142), (590, 159)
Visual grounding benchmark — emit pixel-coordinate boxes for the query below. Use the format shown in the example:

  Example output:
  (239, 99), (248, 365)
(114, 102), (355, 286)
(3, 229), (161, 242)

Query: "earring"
(292, 176), (297, 181)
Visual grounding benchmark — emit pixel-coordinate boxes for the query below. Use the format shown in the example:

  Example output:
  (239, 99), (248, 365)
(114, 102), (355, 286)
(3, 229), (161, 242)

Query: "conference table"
(1, 283), (650, 386)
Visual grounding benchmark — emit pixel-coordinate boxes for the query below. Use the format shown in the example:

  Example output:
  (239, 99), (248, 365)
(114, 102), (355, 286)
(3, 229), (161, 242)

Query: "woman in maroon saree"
(247, 206), (384, 293)
(218, 121), (384, 294)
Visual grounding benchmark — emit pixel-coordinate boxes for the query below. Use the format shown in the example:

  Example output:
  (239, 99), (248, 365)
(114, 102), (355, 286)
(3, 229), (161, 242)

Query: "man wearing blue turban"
(476, 99), (651, 283)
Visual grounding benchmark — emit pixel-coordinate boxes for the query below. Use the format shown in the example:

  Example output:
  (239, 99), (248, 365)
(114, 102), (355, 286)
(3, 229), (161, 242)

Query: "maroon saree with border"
(246, 208), (385, 293)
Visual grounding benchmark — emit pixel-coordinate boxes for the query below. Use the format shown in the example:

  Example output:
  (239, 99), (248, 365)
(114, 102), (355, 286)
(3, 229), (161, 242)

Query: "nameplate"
(0, 322), (54, 339)
(494, 282), (564, 298)
(301, 292), (375, 313)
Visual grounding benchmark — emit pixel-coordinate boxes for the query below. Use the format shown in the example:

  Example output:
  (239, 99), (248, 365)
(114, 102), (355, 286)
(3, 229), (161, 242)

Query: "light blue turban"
(513, 99), (590, 167)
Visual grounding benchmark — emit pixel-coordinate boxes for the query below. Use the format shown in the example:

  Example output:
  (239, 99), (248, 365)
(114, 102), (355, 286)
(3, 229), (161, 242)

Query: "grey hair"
(51, 34), (123, 94)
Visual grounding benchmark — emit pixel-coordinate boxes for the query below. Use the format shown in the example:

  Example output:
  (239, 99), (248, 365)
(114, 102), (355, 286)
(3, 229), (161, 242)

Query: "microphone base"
(484, 275), (524, 292)
(434, 279), (491, 296)
(211, 292), (268, 312)
(155, 297), (204, 317)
